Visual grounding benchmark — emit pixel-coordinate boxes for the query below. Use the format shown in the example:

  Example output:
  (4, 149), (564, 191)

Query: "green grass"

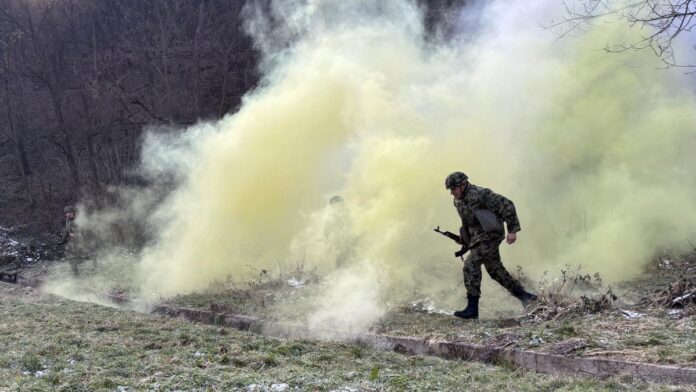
(0, 292), (689, 391)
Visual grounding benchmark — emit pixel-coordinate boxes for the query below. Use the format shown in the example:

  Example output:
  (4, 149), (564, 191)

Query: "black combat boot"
(514, 290), (538, 307)
(453, 295), (479, 319)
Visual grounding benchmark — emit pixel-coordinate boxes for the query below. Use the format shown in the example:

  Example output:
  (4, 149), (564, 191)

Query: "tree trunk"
(192, 2), (205, 116)
(12, 138), (34, 206)
(1, 64), (34, 206)
(86, 133), (101, 190)
(80, 91), (101, 191)
(48, 85), (81, 189)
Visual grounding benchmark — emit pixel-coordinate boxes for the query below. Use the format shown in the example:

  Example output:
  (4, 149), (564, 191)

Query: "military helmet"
(445, 171), (468, 189)
(329, 195), (344, 205)
(63, 205), (76, 214)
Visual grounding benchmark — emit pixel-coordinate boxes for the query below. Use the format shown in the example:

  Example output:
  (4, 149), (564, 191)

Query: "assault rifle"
(433, 226), (469, 258)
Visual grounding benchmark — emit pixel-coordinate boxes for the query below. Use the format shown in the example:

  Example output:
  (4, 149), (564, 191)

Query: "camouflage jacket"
(454, 183), (521, 246)
(60, 219), (77, 245)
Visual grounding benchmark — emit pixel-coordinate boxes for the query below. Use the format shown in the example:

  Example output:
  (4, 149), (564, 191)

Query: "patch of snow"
(529, 335), (544, 347)
(270, 384), (289, 391)
(34, 370), (48, 378)
(410, 298), (450, 315)
(619, 309), (645, 320)
(343, 371), (358, 380)
(193, 351), (205, 357)
(247, 384), (267, 392)
(287, 278), (305, 288)
(117, 386), (130, 392)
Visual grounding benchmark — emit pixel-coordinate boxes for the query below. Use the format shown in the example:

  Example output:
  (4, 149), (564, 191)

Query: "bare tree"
(207, 0), (259, 117)
(2, 0), (85, 187)
(555, 0), (696, 68)
(0, 31), (33, 205)
(0, 0), (260, 226)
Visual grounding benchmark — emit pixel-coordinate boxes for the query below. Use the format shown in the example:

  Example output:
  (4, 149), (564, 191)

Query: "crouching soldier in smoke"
(445, 172), (537, 319)
(328, 195), (356, 268)
(58, 205), (95, 276)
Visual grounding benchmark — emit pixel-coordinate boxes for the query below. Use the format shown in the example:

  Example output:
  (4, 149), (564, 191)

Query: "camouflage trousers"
(462, 238), (524, 298)
(66, 243), (96, 276)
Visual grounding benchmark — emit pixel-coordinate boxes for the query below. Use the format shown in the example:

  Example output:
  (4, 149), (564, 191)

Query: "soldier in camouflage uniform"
(445, 172), (537, 319)
(58, 205), (95, 276)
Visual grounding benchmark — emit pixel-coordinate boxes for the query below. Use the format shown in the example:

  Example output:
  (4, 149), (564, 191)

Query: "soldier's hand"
(506, 232), (517, 244)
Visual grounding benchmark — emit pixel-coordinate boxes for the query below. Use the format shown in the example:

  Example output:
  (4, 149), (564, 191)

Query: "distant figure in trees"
(58, 206), (95, 276)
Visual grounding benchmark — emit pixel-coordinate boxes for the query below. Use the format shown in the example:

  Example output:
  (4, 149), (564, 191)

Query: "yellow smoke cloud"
(60, 0), (696, 325)
(139, 64), (353, 294)
(515, 25), (696, 280)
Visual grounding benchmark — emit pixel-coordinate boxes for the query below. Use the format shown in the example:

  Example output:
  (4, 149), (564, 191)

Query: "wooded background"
(0, 0), (487, 231)
(0, 0), (260, 226)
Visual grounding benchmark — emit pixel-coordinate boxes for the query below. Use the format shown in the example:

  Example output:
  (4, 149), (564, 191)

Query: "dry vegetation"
(167, 251), (696, 367)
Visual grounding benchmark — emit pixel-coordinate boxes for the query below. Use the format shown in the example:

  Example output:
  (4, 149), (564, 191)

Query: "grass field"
(1, 284), (691, 391)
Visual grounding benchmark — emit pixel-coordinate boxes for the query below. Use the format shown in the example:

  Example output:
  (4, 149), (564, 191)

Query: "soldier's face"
(450, 184), (464, 199)
(65, 212), (75, 220)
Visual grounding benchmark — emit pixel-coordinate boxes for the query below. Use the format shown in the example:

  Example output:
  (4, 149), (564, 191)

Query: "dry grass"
(644, 278), (696, 310)
(2, 286), (682, 391)
(165, 254), (696, 368)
